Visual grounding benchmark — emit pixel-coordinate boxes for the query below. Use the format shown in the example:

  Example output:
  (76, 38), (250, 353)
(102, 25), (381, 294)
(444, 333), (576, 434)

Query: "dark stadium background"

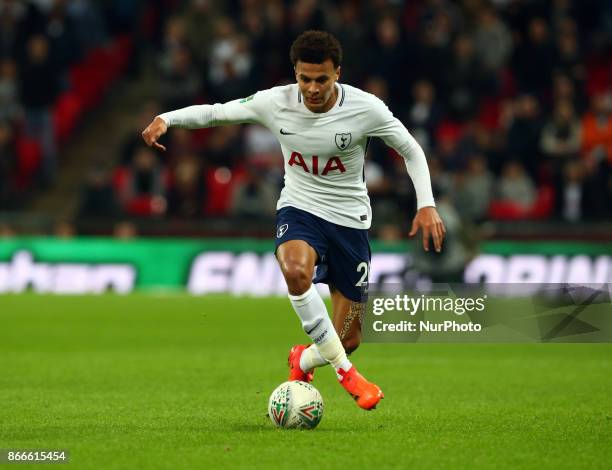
(0, 0), (610, 240)
(1, 2), (611, 468)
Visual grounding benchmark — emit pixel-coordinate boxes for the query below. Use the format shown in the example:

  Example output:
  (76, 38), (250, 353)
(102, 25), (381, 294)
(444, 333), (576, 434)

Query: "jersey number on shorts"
(355, 261), (369, 287)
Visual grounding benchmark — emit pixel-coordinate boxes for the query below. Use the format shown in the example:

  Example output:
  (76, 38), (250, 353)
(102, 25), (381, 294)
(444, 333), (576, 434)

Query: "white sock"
(288, 284), (352, 378)
(299, 344), (328, 371)
(317, 335), (352, 379)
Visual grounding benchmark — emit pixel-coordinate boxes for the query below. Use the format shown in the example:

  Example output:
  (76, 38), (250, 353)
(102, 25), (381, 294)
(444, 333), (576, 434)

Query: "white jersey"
(159, 83), (435, 229)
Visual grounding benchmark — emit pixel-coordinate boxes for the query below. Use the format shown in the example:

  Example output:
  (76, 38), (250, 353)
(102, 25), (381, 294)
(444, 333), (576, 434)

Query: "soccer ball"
(268, 381), (324, 429)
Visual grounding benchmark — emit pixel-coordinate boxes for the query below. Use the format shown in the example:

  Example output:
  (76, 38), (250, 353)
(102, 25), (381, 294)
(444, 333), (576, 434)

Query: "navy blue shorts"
(275, 206), (370, 303)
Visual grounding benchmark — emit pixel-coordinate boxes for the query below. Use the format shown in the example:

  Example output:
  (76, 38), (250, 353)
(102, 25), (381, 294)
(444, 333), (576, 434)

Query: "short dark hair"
(290, 30), (342, 68)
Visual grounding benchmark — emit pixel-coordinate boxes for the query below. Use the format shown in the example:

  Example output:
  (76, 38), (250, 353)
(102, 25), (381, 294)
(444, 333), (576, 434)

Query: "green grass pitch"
(0, 294), (610, 469)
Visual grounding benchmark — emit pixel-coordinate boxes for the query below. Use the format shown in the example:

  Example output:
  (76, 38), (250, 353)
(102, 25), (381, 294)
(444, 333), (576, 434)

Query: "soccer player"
(142, 31), (445, 410)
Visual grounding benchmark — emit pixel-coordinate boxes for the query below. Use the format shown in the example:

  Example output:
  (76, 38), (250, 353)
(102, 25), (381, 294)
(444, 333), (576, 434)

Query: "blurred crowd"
(95, 0), (612, 233)
(0, 0), (139, 209)
(2, 0), (612, 237)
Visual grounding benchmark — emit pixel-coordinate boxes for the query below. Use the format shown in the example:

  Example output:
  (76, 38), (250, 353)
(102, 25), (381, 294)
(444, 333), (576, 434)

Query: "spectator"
(361, 75), (397, 175)
(456, 122), (505, 175)
(243, 124), (283, 170)
(0, 120), (17, 209)
(0, 59), (20, 122)
(405, 79), (441, 152)
(368, 15), (410, 104)
(436, 134), (463, 172)
(44, 0), (81, 68)
(513, 17), (556, 96)
(78, 165), (120, 219)
(229, 166), (277, 218)
(167, 154), (205, 218)
(158, 46), (202, 110)
(413, 192), (468, 282)
(581, 93), (612, 171)
(445, 34), (482, 120)
(428, 157), (452, 198)
(120, 101), (161, 165)
(158, 16), (189, 73)
(497, 160), (537, 209)
(365, 156), (398, 228)
(452, 155), (494, 223)
(208, 19), (255, 101)
(0, 0), (43, 59)
(66, 0), (107, 50)
(117, 146), (167, 216)
(555, 160), (590, 222)
(331, 0), (366, 83)
(540, 100), (582, 165)
(416, 11), (452, 96)
(554, 28), (585, 83)
(19, 34), (60, 185)
(504, 94), (544, 179)
(551, 72), (587, 114)
(288, 0), (327, 39)
(239, 7), (268, 90)
(165, 128), (198, 167)
(204, 126), (244, 169)
(473, 6), (513, 75)
(363, 76), (389, 102)
(182, 0), (220, 66)
(580, 92), (612, 217)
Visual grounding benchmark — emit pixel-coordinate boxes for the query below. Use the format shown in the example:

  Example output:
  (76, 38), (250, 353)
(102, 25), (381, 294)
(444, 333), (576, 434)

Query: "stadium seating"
(15, 138), (42, 188)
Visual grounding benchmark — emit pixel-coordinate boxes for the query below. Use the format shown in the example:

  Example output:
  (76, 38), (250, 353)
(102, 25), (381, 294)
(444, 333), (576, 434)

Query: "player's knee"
(282, 262), (313, 295)
(342, 336), (360, 355)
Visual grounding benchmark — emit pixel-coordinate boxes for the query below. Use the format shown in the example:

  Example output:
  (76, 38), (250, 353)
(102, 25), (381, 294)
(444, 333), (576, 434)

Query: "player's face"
(295, 59), (340, 113)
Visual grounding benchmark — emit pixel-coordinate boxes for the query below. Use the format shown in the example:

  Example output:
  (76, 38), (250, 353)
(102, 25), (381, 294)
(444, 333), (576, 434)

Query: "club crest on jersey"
(335, 133), (352, 150)
(277, 224), (288, 238)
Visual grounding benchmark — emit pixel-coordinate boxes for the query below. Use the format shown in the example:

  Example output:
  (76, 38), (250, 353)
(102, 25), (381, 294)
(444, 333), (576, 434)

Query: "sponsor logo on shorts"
(277, 224), (289, 238)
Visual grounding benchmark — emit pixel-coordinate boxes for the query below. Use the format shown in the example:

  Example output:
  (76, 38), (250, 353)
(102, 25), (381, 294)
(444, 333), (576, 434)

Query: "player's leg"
(328, 284), (383, 409)
(276, 207), (382, 409)
(276, 239), (317, 296)
(277, 239), (325, 381)
(275, 207), (355, 380)
(322, 227), (383, 410)
(277, 240), (353, 379)
(295, 286), (364, 373)
(330, 285), (363, 355)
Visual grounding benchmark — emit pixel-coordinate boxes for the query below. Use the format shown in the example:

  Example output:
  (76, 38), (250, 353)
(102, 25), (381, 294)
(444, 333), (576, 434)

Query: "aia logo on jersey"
(288, 152), (346, 175)
(335, 133), (352, 150)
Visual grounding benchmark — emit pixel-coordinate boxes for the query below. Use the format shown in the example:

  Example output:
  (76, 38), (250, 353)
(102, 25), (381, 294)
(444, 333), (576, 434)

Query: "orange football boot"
(288, 344), (314, 382)
(338, 367), (383, 410)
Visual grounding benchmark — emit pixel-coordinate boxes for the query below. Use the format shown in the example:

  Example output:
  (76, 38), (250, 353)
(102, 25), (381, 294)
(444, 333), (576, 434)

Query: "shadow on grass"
(231, 420), (353, 433)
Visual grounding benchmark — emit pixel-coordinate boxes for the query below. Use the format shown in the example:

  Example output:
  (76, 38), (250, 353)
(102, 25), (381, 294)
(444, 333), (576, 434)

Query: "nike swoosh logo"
(304, 319), (322, 335)
(280, 129), (296, 135)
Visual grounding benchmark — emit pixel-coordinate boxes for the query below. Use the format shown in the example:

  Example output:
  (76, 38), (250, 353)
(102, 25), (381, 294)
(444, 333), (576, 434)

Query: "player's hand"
(141, 116), (168, 151)
(408, 206), (446, 253)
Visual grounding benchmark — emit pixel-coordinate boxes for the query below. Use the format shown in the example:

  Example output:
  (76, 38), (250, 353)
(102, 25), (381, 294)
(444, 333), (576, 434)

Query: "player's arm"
(141, 92), (269, 151)
(367, 99), (446, 252)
